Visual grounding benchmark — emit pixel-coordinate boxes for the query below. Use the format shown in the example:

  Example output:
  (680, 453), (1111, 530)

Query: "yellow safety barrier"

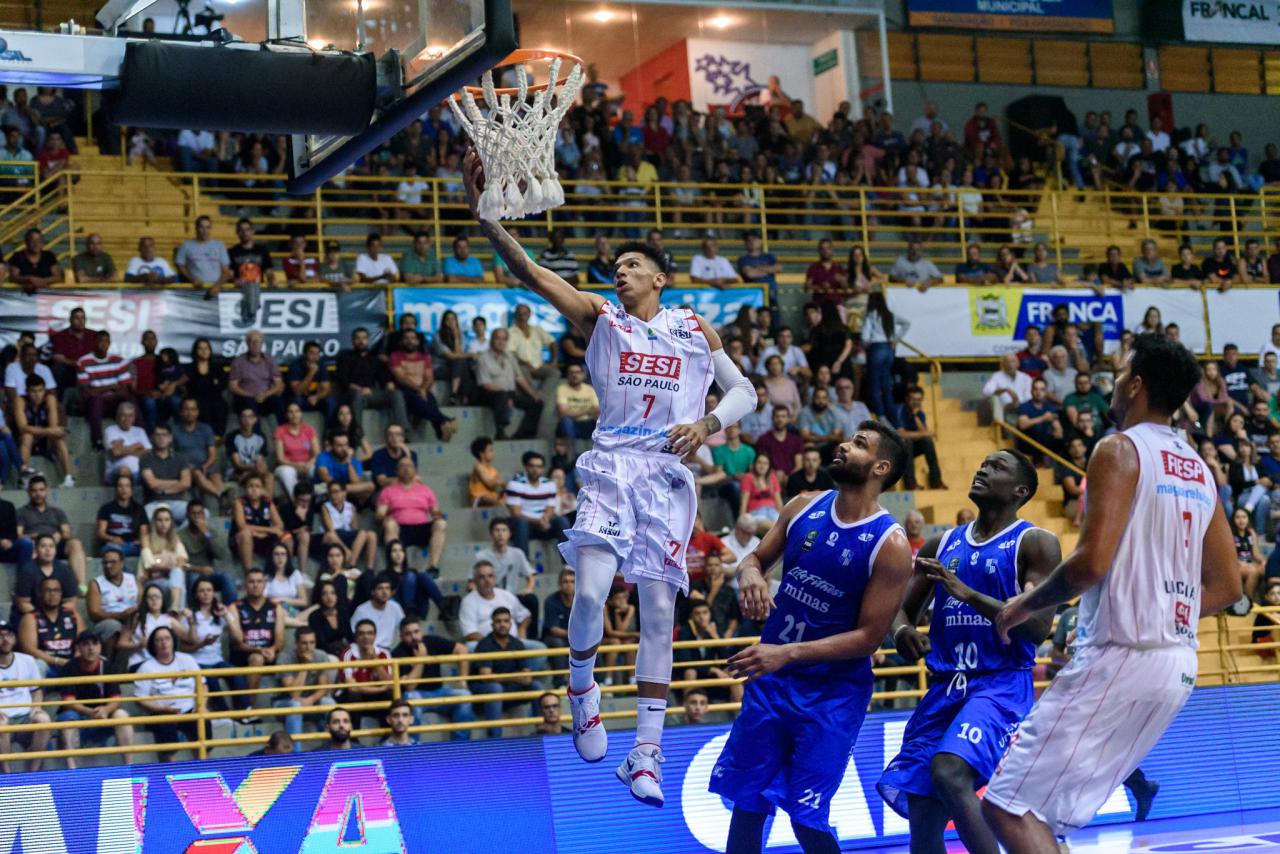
(0, 616), (1267, 765)
(8, 165), (1279, 275)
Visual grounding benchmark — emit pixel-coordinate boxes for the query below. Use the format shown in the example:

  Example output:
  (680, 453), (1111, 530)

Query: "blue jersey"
(761, 491), (902, 684)
(925, 520), (1038, 674)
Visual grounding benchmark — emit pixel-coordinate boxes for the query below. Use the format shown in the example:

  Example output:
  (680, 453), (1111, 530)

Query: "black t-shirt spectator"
(0, 497), (16, 545)
(560, 330), (588, 371)
(335, 348), (386, 392)
(1201, 254), (1237, 281)
(1099, 261), (1132, 282)
(543, 592), (572, 642)
(95, 499), (148, 544)
(60, 657), (122, 704)
(1222, 362), (1254, 408)
(140, 452), (189, 503)
(1247, 415), (1278, 450)
(1171, 262), (1201, 282)
(392, 635), (455, 681)
(307, 607), (354, 658)
(275, 496), (317, 533)
(228, 244), (273, 284)
(683, 581), (741, 635)
(784, 467), (836, 501)
(8, 250), (58, 279)
(474, 634), (528, 677)
(586, 256), (612, 284)
(13, 561), (78, 608)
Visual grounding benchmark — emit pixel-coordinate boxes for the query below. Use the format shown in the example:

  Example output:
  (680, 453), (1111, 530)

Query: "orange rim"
(451, 48), (584, 100)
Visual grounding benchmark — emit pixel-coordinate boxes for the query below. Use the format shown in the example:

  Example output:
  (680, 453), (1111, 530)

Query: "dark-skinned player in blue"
(877, 449), (1061, 854)
(710, 421), (915, 854)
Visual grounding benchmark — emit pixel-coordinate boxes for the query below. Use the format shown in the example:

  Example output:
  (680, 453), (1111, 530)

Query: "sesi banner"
(0, 684), (1272, 852)
(393, 285), (765, 342)
(0, 289), (386, 361)
(1182, 0), (1280, 45)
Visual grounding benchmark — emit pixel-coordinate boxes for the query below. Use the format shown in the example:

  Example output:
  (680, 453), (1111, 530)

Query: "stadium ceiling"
(513, 0), (883, 82)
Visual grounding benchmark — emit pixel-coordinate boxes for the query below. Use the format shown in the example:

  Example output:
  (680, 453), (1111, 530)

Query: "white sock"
(635, 696), (668, 747)
(568, 654), (597, 694)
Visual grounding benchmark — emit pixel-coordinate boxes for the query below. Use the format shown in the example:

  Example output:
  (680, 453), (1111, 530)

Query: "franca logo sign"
(0, 760), (405, 853)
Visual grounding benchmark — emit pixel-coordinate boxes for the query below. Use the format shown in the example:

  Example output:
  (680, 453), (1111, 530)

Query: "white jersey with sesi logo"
(1076, 422), (1214, 651)
(586, 301), (714, 454)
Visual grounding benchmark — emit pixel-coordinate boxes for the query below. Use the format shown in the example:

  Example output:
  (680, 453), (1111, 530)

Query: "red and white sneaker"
(567, 682), (607, 762)
(615, 743), (665, 807)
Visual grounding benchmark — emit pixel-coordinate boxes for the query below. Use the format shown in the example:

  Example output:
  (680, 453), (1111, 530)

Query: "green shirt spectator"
(711, 427), (756, 478)
(72, 234), (117, 283)
(400, 233), (442, 284)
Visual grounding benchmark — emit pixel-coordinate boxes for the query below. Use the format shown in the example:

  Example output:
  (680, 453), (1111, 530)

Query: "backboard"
(284, 0), (516, 193)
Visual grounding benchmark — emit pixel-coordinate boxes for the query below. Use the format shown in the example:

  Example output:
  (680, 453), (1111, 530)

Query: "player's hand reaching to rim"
(462, 147), (485, 219)
(737, 561), (775, 622)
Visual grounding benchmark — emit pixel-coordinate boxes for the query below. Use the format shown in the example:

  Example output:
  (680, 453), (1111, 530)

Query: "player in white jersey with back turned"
(983, 333), (1242, 850)
(462, 150), (757, 806)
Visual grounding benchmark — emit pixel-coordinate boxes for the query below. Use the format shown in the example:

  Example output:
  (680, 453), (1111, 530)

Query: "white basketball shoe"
(567, 682), (608, 762)
(616, 743), (665, 807)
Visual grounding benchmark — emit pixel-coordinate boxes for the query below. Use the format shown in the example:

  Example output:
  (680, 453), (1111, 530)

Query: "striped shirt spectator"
(77, 349), (132, 389)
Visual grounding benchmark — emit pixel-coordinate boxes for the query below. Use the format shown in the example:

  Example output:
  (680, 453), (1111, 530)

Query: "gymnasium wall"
(7, 683), (1278, 853)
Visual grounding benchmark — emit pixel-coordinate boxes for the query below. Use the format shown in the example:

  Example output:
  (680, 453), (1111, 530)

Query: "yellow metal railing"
(30, 166), (1280, 274)
(0, 617), (1269, 765)
(992, 418), (1088, 476)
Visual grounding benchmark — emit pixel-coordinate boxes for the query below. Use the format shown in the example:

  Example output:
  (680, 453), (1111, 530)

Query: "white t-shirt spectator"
(355, 253), (399, 283)
(759, 344), (809, 375)
(504, 474), (558, 517)
(459, 588), (530, 639)
(351, 598), (406, 650)
(689, 254), (738, 282)
(982, 369), (1033, 406)
(134, 651), (202, 714)
(323, 501), (356, 533)
(126, 255), (177, 281)
(3, 361), (55, 397)
(104, 423), (153, 478)
(1146, 130), (1171, 152)
(177, 129), (215, 153)
(0, 652), (41, 717)
(265, 570), (308, 604)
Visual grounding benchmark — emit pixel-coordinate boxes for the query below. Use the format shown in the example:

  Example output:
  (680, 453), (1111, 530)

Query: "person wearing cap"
(18, 574), (82, 677)
(56, 632), (135, 768)
(0, 618), (52, 772)
(87, 543), (139, 659)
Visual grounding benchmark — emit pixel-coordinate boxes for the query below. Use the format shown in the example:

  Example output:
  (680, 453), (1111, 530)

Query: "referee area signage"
(0, 684), (1273, 852)
(907, 0), (1116, 33)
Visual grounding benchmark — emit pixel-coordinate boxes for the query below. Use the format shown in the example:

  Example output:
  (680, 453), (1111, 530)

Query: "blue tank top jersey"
(924, 519), (1038, 675)
(761, 491), (903, 683)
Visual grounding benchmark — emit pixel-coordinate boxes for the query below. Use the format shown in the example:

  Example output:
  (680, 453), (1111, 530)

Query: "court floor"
(866, 807), (1280, 852)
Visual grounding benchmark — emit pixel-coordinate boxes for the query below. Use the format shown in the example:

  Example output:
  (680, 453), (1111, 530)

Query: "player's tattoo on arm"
(480, 221), (535, 285)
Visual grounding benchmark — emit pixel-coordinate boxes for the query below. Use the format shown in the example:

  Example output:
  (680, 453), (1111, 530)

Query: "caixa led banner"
(4, 684), (1278, 853)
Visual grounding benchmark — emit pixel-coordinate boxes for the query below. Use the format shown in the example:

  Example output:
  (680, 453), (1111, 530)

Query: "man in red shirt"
(282, 235), (318, 283)
(685, 515), (736, 584)
(803, 238), (849, 307)
(48, 307), (96, 390)
(338, 619), (393, 726)
(77, 331), (136, 449)
(753, 405), (805, 476)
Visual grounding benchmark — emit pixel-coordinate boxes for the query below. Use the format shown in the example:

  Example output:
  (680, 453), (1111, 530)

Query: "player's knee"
(929, 753), (976, 801)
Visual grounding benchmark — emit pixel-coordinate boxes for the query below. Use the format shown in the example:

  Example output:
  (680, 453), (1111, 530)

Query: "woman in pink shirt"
(375, 457), (447, 571)
(739, 454), (783, 531)
(272, 401), (318, 498)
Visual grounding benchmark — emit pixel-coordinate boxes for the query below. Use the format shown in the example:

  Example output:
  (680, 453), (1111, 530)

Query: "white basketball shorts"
(559, 448), (697, 593)
(983, 642), (1196, 837)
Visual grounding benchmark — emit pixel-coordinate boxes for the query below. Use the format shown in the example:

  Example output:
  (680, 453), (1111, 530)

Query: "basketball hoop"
(448, 48), (585, 221)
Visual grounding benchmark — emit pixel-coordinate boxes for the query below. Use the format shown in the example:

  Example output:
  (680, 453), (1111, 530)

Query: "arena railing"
(0, 621), (1260, 766)
(990, 419), (1087, 477)
(24, 166), (1280, 274)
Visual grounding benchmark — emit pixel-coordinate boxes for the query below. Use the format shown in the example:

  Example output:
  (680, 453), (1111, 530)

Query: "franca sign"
(1183, 0), (1280, 44)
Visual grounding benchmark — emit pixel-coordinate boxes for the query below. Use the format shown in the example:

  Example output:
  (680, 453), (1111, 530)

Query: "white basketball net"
(448, 57), (585, 221)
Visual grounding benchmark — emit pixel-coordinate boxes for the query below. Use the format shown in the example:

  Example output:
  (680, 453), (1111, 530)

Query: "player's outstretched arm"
(668, 314), (758, 457)
(1200, 499), (1244, 617)
(463, 149), (604, 335)
(995, 434), (1137, 642)
(891, 534), (944, 662)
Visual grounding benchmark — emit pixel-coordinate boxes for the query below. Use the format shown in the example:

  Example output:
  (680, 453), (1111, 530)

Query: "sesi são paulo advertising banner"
(2, 684), (1277, 853)
(393, 285), (766, 343)
(0, 289), (386, 360)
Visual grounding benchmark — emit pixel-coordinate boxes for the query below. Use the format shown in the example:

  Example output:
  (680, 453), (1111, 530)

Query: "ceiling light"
(708, 14), (734, 29)
(592, 9), (614, 23)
